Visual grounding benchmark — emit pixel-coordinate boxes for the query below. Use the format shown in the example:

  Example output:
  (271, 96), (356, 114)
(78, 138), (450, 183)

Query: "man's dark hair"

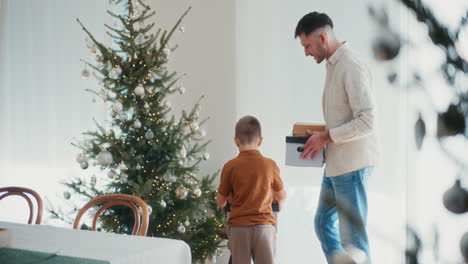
(294, 12), (334, 38)
(235, 115), (262, 144)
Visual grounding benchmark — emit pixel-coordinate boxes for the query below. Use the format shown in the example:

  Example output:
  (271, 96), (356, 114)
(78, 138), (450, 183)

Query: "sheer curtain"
(0, 0), (111, 223)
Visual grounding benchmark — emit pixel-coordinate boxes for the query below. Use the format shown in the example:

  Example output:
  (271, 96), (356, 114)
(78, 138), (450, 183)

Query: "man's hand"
(300, 130), (332, 160)
(215, 193), (227, 213)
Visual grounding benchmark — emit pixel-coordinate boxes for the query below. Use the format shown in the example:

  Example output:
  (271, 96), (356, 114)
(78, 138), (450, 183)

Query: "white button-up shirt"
(323, 42), (379, 177)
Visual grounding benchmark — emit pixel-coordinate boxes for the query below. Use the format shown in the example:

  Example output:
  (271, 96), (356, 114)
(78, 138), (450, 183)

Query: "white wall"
(235, 0), (407, 263)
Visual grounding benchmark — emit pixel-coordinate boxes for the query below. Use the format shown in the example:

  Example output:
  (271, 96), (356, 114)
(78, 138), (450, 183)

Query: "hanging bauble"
(202, 152), (210, 160)
(134, 85), (145, 98)
(162, 47), (171, 56)
(415, 114), (426, 151)
(76, 153), (86, 164)
(178, 86), (186, 94)
(107, 91), (116, 99)
(80, 161), (89, 170)
(118, 162), (128, 171)
(159, 200), (166, 208)
(163, 172), (172, 182)
(184, 219), (190, 227)
(147, 205), (152, 215)
(136, 163), (142, 170)
(109, 67), (123, 79)
(63, 191), (71, 200)
(119, 113), (128, 121)
(198, 129), (207, 137)
(134, 119), (142, 129)
(144, 102), (150, 109)
(90, 175), (97, 186)
(193, 187), (202, 197)
(372, 30), (401, 61)
(179, 24), (185, 33)
(177, 224), (186, 233)
(145, 129), (154, 140)
(81, 69), (90, 79)
(97, 150), (113, 167)
(460, 231), (468, 262)
(436, 104), (466, 138)
(442, 179), (468, 214)
(190, 122), (199, 131)
(176, 186), (188, 200)
(112, 101), (123, 113)
(120, 173), (128, 183)
(180, 146), (187, 158)
(107, 170), (116, 179)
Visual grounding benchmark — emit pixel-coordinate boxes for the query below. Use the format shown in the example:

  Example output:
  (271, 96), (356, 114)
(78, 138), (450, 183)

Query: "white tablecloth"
(0, 221), (191, 264)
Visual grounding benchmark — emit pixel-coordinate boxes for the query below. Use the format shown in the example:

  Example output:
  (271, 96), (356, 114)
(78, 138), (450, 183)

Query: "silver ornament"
(145, 130), (154, 140)
(144, 102), (150, 109)
(81, 69), (90, 79)
(63, 191), (71, 200)
(136, 163), (142, 170)
(147, 205), (152, 215)
(159, 200), (166, 208)
(118, 162), (128, 171)
(177, 224), (186, 233)
(442, 179), (468, 214)
(178, 25), (185, 33)
(178, 86), (186, 94)
(76, 153), (86, 164)
(193, 187), (202, 197)
(119, 113), (128, 121)
(112, 101), (123, 113)
(134, 119), (142, 129)
(176, 186), (188, 200)
(162, 47), (171, 56)
(202, 152), (210, 160)
(109, 67), (123, 79)
(184, 219), (190, 227)
(120, 173), (128, 183)
(97, 150), (113, 166)
(163, 172), (172, 182)
(134, 85), (145, 98)
(190, 122), (199, 131)
(80, 161), (89, 170)
(198, 129), (206, 137)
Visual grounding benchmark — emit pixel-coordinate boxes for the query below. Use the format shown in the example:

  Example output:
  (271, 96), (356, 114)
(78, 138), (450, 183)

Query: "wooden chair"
(73, 194), (149, 236)
(0, 186), (43, 224)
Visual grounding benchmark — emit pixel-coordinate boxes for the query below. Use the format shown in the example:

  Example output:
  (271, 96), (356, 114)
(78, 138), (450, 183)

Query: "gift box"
(285, 123), (326, 167)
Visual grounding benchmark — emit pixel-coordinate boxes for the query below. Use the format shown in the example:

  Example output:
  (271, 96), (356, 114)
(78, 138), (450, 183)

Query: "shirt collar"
(327, 41), (348, 65)
(238, 149), (261, 157)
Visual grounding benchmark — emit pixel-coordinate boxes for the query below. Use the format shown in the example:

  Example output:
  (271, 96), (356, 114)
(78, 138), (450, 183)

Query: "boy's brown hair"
(235, 115), (262, 144)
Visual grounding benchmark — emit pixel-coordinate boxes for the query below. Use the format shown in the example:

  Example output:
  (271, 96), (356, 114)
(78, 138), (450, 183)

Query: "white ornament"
(178, 160), (185, 166)
(198, 129), (206, 137)
(108, 170), (116, 179)
(112, 101), (123, 113)
(90, 175), (97, 186)
(147, 205), (152, 215)
(119, 113), (128, 121)
(63, 191), (71, 200)
(76, 153), (86, 164)
(134, 120), (142, 129)
(179, 25), (185, 33)
(97, 150), (113, 166)
(163, 172), (172, 182)
(176, 186), (188, 200)
(177, 224), (186, 233)
(180, 146), (187, 158)
(81, 69), (90, 79)
(190, 122), (199, 131)
(118, 162), (128, 171)
(193, 187), (202, 197)
(162, 47), (171, 56)
(184, 219), (190, 227)
(202, 152), (210, 160)
(80, 161), (89, 170)
(145, 129), (154, 140)
(134, 85), (145, 98)
(120, 173), (128, 183)
(136, 163), (142, 170)
(178, 86), (186, 94)
(144, 102), (150, 109)
(159, 200), (167, 208)
(109, 67), (123, 79)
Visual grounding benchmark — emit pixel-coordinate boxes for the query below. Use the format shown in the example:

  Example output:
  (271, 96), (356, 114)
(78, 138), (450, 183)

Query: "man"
(294, 12), (379, 263)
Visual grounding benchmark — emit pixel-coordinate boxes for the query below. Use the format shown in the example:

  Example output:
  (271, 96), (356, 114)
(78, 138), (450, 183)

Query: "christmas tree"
(50, 0), (224, 262)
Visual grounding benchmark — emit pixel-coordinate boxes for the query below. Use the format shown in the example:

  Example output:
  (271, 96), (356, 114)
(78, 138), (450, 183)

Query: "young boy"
(216, 115), (286, 264)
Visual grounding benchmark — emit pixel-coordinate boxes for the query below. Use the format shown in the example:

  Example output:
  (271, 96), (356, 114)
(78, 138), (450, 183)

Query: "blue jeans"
(314, 167), (373, 263)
